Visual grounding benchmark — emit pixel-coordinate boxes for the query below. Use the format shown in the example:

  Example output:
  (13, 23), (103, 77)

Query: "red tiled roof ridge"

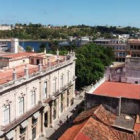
(74, 117), (93, 140)
(93, 104), (116, 125)
(73, 105), (100, 123)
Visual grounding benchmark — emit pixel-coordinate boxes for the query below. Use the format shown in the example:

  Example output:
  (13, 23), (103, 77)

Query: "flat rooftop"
(113, 114), (135, 131)
(93, 82), (140, 100)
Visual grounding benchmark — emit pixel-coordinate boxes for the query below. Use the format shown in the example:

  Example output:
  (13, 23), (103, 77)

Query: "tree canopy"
(75, 43), (114, 89)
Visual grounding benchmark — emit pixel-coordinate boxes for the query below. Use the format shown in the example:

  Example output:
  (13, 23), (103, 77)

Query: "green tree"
(26, 46), (32, 52)
(75, 43), (114, 89)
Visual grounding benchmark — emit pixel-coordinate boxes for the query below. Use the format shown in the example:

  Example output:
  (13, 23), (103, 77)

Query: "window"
(53, 100), (57, 120)
(67, 71), (70, 83)
(53, 79), (57, 93)
(60, 75), (64, 89)
(43, 82), (47, 99)
(19, 97), (24, 115)
(61, 94), (63, 113)
(32, 127), (36, 140)
(20, 127), (26, 135)
(32, 117), (37, 125)
(31, 90), (36, 107)
(3, 105), (10, 125)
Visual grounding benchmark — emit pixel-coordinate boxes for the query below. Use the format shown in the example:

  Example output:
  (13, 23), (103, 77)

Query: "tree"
(75, 43), (114, 89)
(26, 46), (32, 52)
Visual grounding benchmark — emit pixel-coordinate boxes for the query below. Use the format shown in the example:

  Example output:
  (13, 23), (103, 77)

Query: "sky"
(0, 0), (140, 27)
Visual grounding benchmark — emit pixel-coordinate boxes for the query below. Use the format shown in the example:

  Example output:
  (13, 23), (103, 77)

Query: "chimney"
(44, 48), (46, 54)
(11, 38), (19, 53)
(32, 47), (34, 52)
(24, 65), (29, 79)
(13, 68), (17, 81)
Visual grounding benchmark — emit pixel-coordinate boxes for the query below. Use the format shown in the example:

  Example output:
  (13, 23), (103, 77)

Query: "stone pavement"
(39, 91), (85, 140)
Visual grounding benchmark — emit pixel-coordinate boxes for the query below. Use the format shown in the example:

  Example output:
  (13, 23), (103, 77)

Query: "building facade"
(94, 39), (127, 62)
(127, 39), (140, 57)
(0, 51), (76, 140)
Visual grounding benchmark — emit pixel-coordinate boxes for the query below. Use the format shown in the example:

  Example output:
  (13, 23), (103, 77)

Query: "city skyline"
(0, 0), (140, 27)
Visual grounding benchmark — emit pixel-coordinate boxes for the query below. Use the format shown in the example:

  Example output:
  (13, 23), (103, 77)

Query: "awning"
(21, 120), (28, 128)
(33, 112), (40, 119)
(6, 130), (15, 139)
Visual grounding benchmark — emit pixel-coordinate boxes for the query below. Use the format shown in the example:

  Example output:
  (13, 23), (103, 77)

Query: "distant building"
(0, 25), (12, 31)
(94, 38), (127, 62)
(127, 39), (140, 57)
(106, 57), (140, 84)
(0, 51), (76, 140)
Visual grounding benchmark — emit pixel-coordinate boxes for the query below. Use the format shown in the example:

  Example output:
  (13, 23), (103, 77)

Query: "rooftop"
(59, 105), (139, 140)
(0, 52), (36, 59)
(0, 52), (75, 88)
(93, 81), (140, 100)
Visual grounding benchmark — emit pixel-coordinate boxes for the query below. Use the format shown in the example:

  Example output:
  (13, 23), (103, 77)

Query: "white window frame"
(43, 82), (47, 99)
(31, 90), (36, 107)
(3, 105), (10, 125)
(19, 97), (24, 115)
(53, 79), (57, 93)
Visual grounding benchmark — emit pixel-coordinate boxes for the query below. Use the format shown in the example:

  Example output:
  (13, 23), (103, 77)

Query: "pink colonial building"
(0, 50), (76, 140)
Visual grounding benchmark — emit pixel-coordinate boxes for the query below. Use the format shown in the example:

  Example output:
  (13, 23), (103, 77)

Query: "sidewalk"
(44, 92), (84, 140)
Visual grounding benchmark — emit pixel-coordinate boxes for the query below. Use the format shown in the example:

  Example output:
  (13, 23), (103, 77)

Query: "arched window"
(19, 97), (24, 115)
(3, 105), (10, 125)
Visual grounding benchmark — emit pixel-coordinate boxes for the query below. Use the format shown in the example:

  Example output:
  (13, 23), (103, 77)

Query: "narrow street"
(38, 91), (85, 140)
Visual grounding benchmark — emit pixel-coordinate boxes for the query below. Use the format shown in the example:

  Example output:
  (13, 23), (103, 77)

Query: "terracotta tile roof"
(94, 82), (140, 100)
(73, 106), (99, 123)
(60, 117), (139, 140)
(74, 105), (116, 125)
(60, 105), (140, 140)
(0, 64), (39, 85)
(93, 105), (116, 125)
(59, 120), (87, 140)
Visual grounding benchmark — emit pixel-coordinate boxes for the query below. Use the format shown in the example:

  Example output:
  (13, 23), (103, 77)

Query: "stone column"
(27, 117), (32, 140)
(15, 126), (20, 140)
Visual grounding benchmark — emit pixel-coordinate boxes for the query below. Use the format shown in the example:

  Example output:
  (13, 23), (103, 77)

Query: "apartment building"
(0, 50), (76, 140)
(94, 38), (127, 62)
(127, 39), (140, 57)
